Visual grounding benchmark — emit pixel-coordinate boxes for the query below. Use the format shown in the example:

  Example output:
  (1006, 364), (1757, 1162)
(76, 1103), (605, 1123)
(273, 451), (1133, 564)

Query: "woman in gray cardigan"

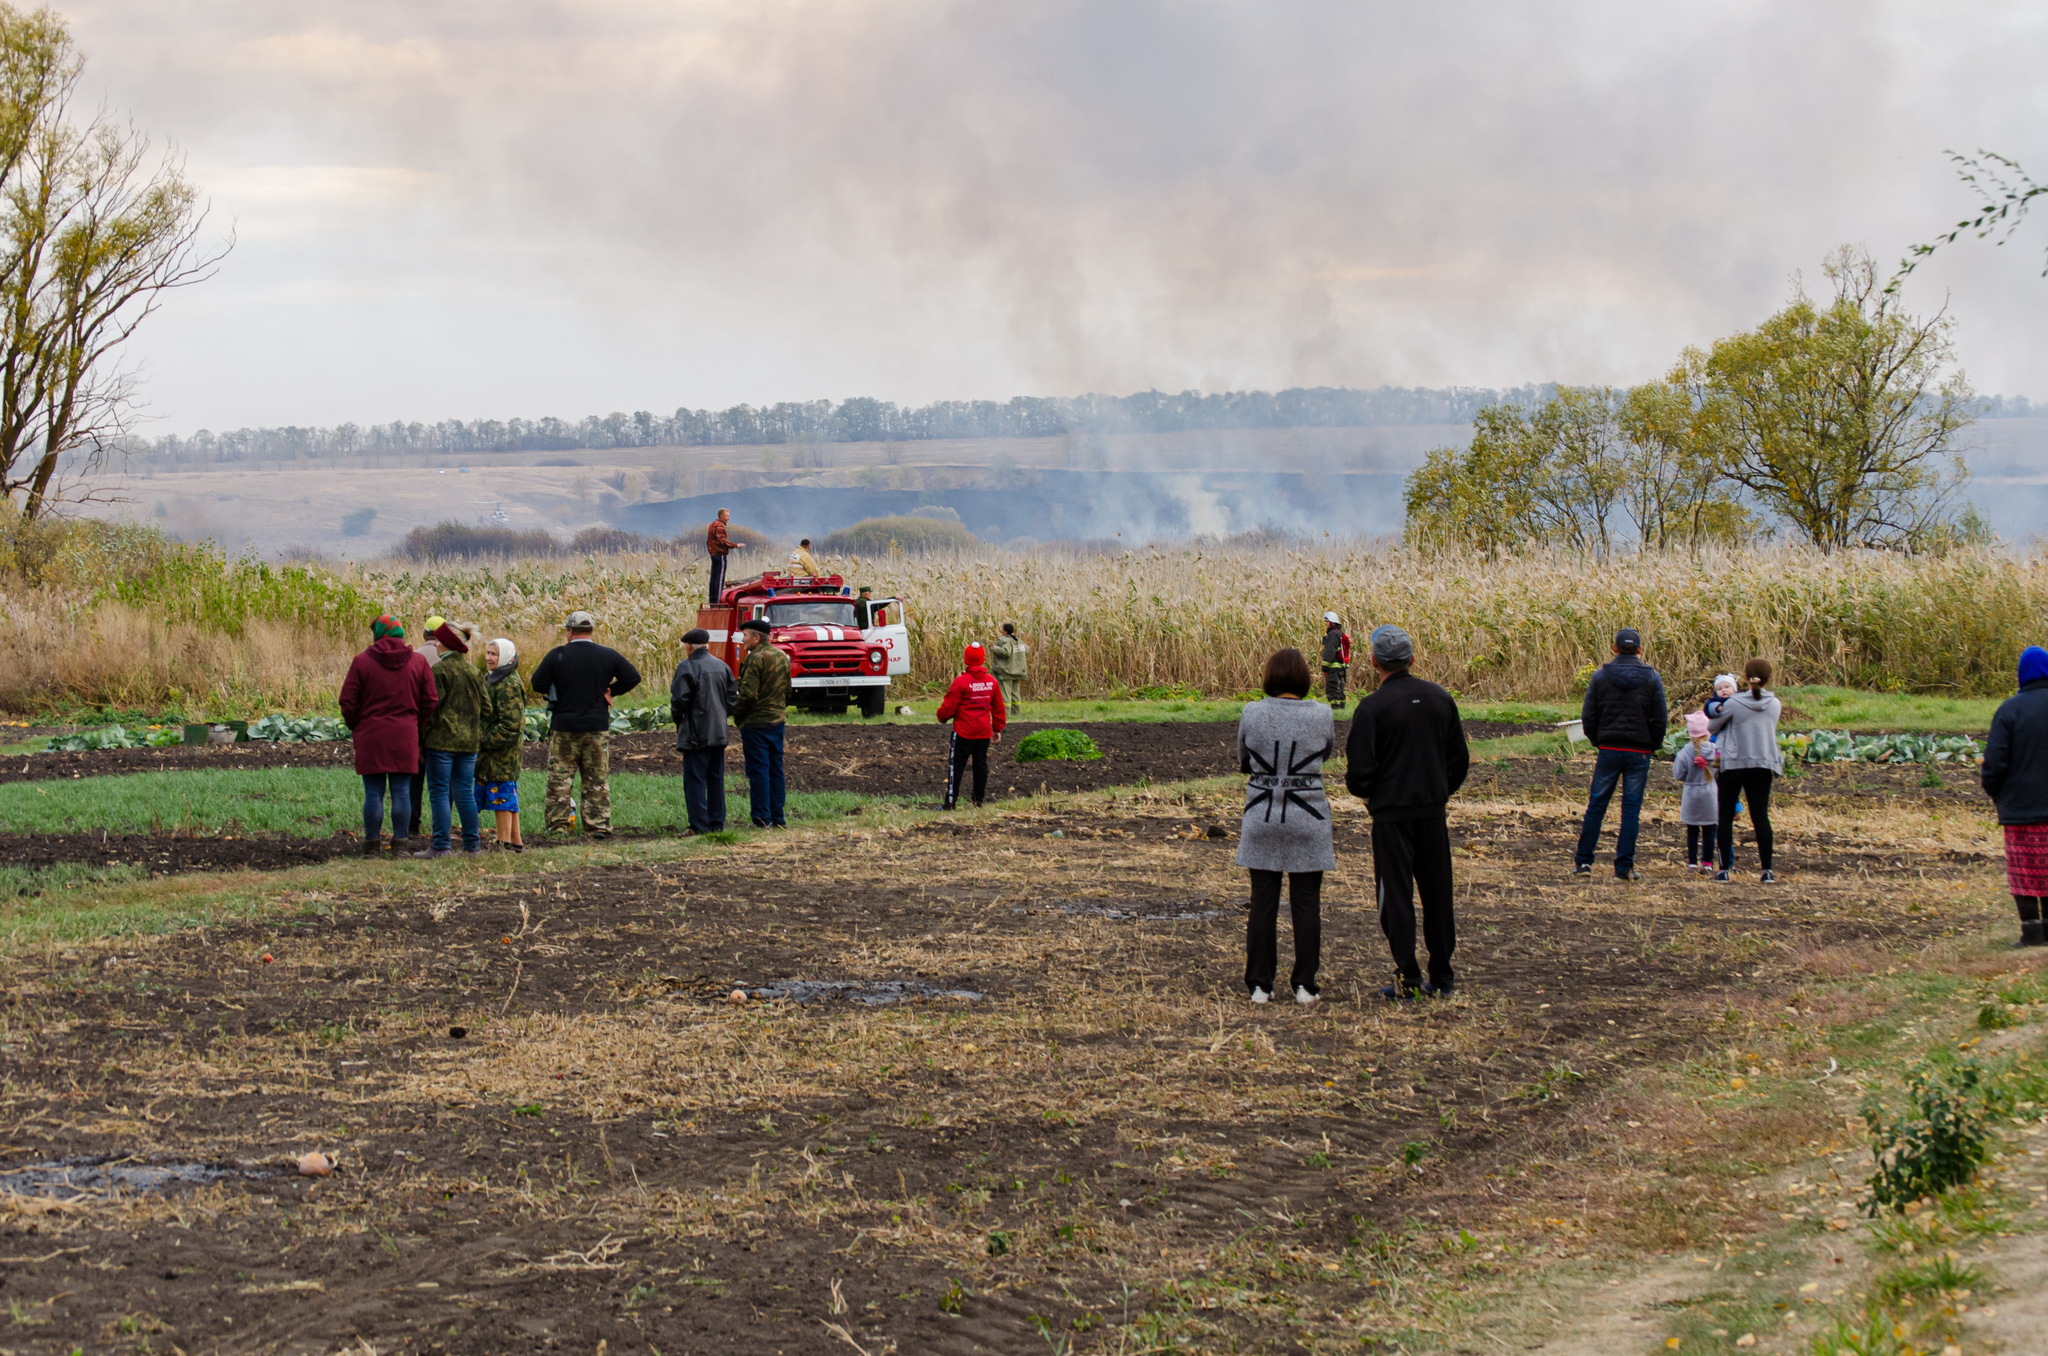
(1236, 647), (1336, 1004)
(1707, 657), (1784, 882)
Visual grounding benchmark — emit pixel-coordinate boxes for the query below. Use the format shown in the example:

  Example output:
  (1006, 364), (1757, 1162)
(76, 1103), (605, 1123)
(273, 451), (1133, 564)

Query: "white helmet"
(1323, 611), (1341, 624)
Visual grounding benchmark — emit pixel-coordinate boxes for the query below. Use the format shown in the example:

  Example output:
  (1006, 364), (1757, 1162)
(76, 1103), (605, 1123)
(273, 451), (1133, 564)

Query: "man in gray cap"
(1572, 626), (1668, 880)
(1345, 623), (1470, 1000)
(528, 610), (642, 838)
(670, 627), (736, 834)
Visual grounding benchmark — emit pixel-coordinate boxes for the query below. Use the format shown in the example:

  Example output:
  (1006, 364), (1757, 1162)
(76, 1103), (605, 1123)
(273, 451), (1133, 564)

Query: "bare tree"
(0, 6), (226, 519)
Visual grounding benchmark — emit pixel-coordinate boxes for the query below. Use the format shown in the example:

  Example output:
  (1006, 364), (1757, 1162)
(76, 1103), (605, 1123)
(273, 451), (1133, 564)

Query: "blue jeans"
(362, 773), (414, 841)
(1575, 749), (1651, 874)
(682, 745), (728, 833)
(425, 749), (481, 852)
(741, 725), (786, 827)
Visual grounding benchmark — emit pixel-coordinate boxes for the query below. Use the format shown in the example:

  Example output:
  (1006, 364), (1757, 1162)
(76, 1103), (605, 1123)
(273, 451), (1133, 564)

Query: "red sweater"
(937, 665), (1007, 740)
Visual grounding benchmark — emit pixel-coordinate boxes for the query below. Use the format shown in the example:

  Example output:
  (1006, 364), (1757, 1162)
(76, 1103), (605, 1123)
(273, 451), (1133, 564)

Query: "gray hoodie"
(1707, 690), (1783, 774)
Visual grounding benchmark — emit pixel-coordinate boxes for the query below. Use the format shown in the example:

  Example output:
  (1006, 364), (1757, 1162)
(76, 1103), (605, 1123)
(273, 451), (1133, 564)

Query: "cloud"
(50, 0), (2048, 429)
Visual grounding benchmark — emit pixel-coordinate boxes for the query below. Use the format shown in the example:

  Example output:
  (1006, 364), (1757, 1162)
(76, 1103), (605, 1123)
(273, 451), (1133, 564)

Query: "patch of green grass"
(0, 862), (147, 898)
(1777, 685), (2001, 733)
(0, 768), (893, 838)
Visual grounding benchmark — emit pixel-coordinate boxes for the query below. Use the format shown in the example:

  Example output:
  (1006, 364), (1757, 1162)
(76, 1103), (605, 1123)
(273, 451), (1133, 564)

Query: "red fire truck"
(695, 572), (911, 717)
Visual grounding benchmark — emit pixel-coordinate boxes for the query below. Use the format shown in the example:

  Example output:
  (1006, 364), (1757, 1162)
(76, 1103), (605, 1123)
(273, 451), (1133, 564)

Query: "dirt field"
(0, 739), (2018, 1353)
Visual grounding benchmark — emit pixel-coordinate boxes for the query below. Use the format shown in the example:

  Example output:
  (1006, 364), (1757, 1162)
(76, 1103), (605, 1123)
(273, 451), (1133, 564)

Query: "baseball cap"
(1324, 611), (1341, 624)
(1370, 624), (1413, 664)
(564, 610), (596, 630)
(1614, 627), (1641, 653)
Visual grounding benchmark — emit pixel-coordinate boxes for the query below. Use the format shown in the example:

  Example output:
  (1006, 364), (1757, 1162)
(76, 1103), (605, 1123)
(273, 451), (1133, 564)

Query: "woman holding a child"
(1707, 659), (1782, 883)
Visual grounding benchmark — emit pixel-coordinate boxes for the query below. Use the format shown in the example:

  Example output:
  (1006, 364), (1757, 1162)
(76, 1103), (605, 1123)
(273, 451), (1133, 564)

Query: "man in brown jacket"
(706, 508), (744, 604)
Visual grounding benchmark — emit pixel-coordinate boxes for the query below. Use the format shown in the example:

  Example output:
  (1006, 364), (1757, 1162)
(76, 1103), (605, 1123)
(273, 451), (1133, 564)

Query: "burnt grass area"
(0, 761), (2009, 1354)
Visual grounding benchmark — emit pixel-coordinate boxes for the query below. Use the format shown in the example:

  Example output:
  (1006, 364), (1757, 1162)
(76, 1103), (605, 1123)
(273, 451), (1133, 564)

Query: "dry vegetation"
(0, 758), (2039, 1352)
(5, 513), (2048, 714)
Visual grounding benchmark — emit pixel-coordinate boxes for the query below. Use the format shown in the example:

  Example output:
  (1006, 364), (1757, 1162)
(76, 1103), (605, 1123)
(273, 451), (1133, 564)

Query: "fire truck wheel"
(858, 687), (886, 719)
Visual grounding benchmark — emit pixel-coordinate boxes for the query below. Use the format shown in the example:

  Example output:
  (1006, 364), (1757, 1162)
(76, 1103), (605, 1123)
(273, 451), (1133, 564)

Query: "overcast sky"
(52, 0), (2048, 433)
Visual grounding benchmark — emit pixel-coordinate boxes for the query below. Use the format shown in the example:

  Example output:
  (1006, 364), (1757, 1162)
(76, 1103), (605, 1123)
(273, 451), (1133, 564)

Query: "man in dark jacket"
(1982, 644), (2048, 947)
(1346, 624), (1470, 999)
(529, 610), (642, 839)
(1572, 627), (1669, 879)
(732, 619), (792, 828)
(671, 627), (737, 835)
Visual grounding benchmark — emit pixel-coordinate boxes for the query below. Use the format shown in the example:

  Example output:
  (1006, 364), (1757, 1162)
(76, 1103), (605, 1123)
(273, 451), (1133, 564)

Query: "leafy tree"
(1616, 378), (1755, 550)
(1691, 248), (1973, 552)
(0, 6), (224, 518)
(1403, 404), (1543, 554)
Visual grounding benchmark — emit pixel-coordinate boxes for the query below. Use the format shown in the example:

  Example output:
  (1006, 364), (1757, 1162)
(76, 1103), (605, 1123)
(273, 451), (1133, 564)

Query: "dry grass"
(12, 534), (2048, 715)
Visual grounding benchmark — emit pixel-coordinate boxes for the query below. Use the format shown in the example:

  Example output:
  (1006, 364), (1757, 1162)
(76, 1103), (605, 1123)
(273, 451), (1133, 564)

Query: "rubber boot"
(361, 833), (381, 857)
(389, 837), (410, 859)
(2016, 896), (2045, 948)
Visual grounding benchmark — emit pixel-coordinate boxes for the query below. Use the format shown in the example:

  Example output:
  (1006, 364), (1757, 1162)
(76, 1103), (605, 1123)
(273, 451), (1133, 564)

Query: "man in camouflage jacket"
(732, 619), (792, 828)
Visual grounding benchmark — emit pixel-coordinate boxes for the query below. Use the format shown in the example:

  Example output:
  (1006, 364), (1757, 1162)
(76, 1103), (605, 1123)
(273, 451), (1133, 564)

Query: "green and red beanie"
(372, 615), (405, 639)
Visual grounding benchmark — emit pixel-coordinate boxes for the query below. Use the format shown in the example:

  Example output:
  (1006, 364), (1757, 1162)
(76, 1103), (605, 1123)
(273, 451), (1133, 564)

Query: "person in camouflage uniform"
(990, 622), (1029, 712)
(416, 621), (486, 857)
(732, 618), (792, 828)
(529, 610), (642, 839)
(476, 638), (528, 851)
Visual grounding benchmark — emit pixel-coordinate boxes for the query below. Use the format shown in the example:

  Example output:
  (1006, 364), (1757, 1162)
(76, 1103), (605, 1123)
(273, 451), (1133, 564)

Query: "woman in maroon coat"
(339, 616), (439, 855)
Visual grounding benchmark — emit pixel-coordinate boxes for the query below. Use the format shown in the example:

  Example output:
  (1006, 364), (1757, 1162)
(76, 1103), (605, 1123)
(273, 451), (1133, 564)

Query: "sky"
(50, 0), (2048, 434)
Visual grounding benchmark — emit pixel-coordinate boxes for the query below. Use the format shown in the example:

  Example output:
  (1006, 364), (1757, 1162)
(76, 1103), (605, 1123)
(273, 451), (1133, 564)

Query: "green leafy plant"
(247, 713), (349, 742)
(1863, 1060), (1994, 1213)
(1014, 729), (1103, 763)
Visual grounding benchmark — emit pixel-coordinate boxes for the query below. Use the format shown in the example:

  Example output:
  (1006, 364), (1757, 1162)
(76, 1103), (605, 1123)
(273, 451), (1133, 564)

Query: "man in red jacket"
(936, 641), (1007, 809)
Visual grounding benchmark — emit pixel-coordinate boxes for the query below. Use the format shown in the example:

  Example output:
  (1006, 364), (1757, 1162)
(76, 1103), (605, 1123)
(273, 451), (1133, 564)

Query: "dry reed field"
(0, 759), (2037, 1353)
(6, 526), (2048, 715)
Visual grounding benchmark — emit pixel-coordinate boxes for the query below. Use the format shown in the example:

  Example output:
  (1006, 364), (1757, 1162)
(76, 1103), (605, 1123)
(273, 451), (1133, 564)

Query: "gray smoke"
(50, 1), (2048, 431)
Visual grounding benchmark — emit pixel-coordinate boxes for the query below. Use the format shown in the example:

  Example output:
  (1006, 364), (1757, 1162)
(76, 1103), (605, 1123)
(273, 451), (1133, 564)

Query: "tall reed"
(4, 523), (2044, 715)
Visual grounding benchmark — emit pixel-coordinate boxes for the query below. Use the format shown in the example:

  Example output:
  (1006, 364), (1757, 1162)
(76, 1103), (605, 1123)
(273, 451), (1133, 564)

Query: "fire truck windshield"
(765, 601), (860, 628)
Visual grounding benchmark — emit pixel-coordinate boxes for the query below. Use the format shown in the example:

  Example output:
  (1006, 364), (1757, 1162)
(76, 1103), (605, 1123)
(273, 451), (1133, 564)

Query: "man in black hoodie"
(530, 610), (642, 839)
(1572, 627), (1669, 879)
(1346, 624), (1470, 999)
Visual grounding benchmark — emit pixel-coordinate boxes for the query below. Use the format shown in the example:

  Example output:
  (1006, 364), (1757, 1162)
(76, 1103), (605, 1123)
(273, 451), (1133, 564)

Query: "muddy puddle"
(746, 979), (986, 1005)
(0, 1157), (260, 1200)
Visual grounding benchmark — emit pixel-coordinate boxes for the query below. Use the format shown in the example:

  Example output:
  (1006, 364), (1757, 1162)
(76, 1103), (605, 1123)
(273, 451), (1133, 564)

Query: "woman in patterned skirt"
(1983, 645), (2048, 947)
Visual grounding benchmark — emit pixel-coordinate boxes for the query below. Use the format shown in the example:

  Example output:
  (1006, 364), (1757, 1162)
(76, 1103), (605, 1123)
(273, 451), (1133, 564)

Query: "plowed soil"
(0, 765), (2009, 1354)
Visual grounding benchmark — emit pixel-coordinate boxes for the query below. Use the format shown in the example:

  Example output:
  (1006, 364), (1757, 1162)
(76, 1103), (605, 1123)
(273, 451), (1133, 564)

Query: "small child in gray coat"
(1672, 710), (1718, 871)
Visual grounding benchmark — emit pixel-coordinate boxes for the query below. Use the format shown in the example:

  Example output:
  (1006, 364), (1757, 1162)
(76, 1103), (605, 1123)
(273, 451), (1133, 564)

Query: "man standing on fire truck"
(705, 508), (744, 605)
(1320, 612), (1353, 709)
(937, 642), (1007, 809)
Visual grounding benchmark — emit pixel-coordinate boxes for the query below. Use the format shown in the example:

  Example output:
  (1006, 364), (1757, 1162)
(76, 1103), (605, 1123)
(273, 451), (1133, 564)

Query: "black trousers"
(1323, 665), (1346, 707)
(1717, 768), (1775, 870)
(1373, 812), (1456, 989)
(708, 552), (728, 604)
(1245, 869), (1322, 995)
(405, 764), (425, 839)
(945, 733), (989, 807)
(1685, 824), (1719, 867)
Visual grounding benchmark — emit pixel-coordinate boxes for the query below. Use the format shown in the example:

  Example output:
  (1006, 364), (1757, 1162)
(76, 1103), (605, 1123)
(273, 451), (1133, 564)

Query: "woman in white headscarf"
(476, 637), (528, 851)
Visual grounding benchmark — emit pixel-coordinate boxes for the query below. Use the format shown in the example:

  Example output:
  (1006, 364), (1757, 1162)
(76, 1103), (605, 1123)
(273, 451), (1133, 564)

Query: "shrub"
(1014, 729), (1102, 762)
(339, 507), (377, 537)
(819, 515), (976, 555)
(569, 526), (674, 554)
(1862, 1060), (1994, 1214)
(400, 522), (561, 560)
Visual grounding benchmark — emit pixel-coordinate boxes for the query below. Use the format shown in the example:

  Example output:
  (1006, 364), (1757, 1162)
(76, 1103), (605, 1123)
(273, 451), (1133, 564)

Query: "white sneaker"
(1250, 987), (1271, 1004)
(1295, 986), (1318, 1006)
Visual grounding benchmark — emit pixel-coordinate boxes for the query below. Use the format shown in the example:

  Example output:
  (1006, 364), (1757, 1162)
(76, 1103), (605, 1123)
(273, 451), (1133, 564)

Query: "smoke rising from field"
(49, 1), (2048, 431)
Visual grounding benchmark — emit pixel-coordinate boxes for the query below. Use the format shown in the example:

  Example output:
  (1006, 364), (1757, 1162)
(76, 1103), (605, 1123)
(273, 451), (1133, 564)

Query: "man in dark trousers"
(705, 508), (744, 605)
(529, 610), (642, 839)
(732, 618), (792, 828)
(1346, 624), (1470, 1000)
(1572, 627), (1669, 880)
(1320, 611), (1352, 709)
(936, 641), (1007, 808)
(670, 627), (737, 835)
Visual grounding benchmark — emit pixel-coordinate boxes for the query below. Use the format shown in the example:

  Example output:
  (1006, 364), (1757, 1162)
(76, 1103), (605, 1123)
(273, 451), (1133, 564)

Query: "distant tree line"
(141, 384), (1560, 465)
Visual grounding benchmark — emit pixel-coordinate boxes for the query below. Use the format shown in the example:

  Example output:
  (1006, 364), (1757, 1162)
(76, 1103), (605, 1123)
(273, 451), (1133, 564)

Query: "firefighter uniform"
(937, 643), (1008, 808)
(1321, 615), (1353, 709)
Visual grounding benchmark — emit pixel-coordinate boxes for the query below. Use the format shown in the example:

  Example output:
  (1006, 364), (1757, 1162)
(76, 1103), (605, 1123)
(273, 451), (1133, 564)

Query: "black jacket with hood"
(1580, 654), (1668, 754)
(1984, 676), (2048, 825)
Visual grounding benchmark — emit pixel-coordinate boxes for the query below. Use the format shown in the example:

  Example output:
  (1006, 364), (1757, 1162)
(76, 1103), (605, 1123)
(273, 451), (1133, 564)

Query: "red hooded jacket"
(937, 664), (1007, 741)
(339, 637), (439, 775)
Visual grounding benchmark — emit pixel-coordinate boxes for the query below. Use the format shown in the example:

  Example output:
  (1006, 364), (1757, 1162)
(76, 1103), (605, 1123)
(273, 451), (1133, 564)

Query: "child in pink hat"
(1671, 710), (1719, 872)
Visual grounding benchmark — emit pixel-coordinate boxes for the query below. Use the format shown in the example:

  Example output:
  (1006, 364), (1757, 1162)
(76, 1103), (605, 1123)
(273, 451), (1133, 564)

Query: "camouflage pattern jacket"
(732, 643), (791, 727)
(476, 667), (528, 783)
(422, 653), (487, 754)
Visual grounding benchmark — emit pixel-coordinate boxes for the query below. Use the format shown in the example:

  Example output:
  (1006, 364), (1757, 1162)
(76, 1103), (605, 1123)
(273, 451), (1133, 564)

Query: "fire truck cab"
(696, 572), (910, 718)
